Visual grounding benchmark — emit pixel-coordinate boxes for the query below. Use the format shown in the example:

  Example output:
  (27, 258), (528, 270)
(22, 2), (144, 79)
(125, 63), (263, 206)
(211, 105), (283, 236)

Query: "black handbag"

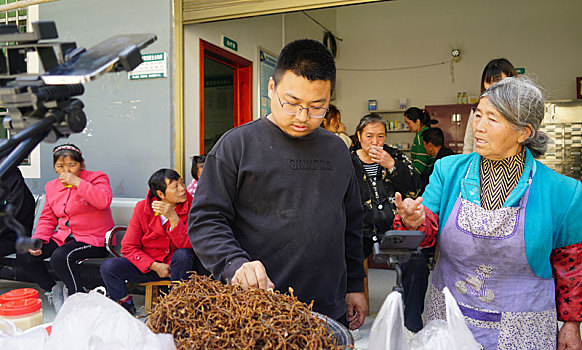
(371, 197), (394, 234)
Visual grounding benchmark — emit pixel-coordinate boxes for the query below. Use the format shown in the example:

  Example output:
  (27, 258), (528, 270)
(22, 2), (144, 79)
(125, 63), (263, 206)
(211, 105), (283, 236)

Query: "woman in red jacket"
(100, 169), (209, 314)
(19, 144), (114, 312)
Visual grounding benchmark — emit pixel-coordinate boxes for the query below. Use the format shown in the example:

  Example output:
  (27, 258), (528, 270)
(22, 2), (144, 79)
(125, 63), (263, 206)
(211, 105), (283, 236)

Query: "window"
(0, 0), (28, 32)
(0, 1), (40, 177)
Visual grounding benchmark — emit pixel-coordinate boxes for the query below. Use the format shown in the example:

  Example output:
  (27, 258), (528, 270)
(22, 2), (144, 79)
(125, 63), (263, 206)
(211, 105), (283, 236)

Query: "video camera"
(0, 21), (156, 252)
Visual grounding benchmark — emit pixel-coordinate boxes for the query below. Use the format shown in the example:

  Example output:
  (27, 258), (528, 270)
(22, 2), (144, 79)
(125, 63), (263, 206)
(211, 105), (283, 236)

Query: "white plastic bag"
(368, 290), (409, 350)
(0, 319), (49, 350)
(44, 289), (176, 350)
(368, 287), (480, 350)
(442, 286), (480, 350)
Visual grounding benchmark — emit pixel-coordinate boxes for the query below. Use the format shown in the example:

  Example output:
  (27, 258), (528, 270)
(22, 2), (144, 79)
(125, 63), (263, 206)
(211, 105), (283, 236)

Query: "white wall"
(183, 9), (336, 181)
(26, 0), (173, 197)
(335, 0), (582, 134)
(184, 0), (582, 170)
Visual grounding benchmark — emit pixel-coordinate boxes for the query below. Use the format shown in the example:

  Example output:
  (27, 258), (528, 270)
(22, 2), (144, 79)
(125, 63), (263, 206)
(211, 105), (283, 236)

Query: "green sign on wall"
(128, 52), (167, 80)
(222, 35), (238, 52)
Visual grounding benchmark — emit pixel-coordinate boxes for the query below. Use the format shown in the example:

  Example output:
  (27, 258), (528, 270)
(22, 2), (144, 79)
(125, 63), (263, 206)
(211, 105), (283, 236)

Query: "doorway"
(199, 40), (252, 153)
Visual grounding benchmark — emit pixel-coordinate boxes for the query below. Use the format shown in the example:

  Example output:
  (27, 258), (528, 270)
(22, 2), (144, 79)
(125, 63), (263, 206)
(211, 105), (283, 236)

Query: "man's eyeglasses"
(275, 91), (328, 118)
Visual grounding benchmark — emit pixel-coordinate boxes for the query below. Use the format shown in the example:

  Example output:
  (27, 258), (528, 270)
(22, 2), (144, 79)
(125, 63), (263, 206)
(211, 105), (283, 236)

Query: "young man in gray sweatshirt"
(189, 39), (367, 330)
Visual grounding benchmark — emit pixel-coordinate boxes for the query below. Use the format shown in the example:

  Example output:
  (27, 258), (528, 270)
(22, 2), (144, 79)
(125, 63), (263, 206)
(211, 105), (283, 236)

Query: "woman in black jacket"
(351, 114), (421, 257)
(351, 113), (427, 333)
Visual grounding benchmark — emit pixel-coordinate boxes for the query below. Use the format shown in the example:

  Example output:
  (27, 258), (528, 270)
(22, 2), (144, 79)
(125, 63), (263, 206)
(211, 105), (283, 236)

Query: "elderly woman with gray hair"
(394, 77), (582, 349)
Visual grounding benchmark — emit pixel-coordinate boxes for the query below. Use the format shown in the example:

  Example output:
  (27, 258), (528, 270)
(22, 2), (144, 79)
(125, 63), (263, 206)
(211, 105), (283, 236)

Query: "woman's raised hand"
(394, 192), (425, 230)
(59, 172), (81, 187)
(369, 146), (395, 170)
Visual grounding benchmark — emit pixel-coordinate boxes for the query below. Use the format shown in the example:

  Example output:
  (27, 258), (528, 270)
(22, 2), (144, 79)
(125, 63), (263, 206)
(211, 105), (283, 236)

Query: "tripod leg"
(0, 126), (50, 178)
(392, 262), (403, 293)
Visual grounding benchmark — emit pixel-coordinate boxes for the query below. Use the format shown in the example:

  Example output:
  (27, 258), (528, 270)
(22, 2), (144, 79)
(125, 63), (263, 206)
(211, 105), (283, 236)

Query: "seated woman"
(19, 144), (113, 312)
(395, 77), (582, 349)
(351, 114), (425, 332)
(187, 155), (205, 196)
(100, 169), (209, 314)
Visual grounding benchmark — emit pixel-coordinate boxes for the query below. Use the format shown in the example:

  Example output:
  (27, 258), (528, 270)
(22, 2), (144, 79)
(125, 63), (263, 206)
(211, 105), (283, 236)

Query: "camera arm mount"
(0, 21), (156, 253)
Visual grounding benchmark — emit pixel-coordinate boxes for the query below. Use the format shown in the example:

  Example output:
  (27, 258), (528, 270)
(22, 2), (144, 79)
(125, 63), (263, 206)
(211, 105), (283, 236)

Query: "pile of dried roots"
(147, 273), (346, 349)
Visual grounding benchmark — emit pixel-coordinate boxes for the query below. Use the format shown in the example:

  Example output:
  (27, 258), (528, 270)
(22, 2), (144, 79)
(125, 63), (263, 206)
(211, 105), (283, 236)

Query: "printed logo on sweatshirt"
(288, 159), (333, 171)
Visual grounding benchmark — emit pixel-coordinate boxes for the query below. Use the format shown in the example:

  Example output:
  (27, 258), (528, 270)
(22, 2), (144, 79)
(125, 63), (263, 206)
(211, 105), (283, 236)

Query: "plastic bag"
(0, 319), (49, 350)
(368, 287), (480, 350)
(368, 290), (409, 350)
(44, 289), (176, 350)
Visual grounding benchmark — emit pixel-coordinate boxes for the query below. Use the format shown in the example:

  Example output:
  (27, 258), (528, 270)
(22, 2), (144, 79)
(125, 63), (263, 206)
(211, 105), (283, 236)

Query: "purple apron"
(425, 167), (557, 349)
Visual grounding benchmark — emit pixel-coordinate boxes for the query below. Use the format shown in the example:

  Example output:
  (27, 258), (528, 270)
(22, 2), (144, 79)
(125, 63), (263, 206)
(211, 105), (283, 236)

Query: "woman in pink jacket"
(19, 144), (114, 312)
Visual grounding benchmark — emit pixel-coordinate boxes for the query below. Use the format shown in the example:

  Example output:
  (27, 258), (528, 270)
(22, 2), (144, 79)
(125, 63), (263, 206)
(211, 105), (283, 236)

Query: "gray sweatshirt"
(188, 116), (365, 319)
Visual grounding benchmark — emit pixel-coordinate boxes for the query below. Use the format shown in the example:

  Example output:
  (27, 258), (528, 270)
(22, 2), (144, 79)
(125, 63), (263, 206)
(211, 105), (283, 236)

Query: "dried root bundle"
(147, 274), (346, 349)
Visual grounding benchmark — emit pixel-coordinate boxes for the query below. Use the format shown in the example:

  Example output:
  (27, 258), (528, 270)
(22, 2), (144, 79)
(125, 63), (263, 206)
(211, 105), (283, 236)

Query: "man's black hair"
(422, 128), (445, 147)
(149, 168), (181, 200)
(272, 39), (336, 93)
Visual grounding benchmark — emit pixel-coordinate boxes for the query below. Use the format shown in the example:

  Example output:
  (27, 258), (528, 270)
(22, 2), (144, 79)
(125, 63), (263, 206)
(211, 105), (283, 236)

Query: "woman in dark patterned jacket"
(351, 113), (425, 332)
(351, 114), (420, 257)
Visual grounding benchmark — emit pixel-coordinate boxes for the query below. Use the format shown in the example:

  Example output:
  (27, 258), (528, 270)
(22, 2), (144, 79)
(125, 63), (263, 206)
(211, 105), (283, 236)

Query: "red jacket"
(121, 190), (193, 273)
(33, 170), (114, 247)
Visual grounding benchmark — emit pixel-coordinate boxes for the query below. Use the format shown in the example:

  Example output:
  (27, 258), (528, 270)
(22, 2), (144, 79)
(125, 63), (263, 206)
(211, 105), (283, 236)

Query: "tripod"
(0, 20), (156, 253)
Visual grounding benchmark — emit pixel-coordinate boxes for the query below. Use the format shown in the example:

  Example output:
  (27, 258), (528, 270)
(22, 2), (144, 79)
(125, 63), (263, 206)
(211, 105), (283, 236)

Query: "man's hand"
(558, 321), (581, 350)
(346, 292), (367, 330)
(394, 192), (425, 230)
(231, 260), (275, 291)
(369, 146), (395, 170)
(59, 172), (81, 187)
(150, 261), (171, 278)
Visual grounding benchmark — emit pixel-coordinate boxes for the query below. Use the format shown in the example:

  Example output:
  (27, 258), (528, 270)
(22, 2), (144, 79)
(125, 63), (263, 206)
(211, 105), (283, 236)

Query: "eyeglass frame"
(273, 89), (329, 119)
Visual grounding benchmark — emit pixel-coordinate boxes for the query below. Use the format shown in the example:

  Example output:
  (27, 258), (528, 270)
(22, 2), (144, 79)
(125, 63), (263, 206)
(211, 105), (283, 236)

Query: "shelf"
(387, 146), (411, 152)
(386, 129), (411, 133)
(367, 109), (406, 114)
